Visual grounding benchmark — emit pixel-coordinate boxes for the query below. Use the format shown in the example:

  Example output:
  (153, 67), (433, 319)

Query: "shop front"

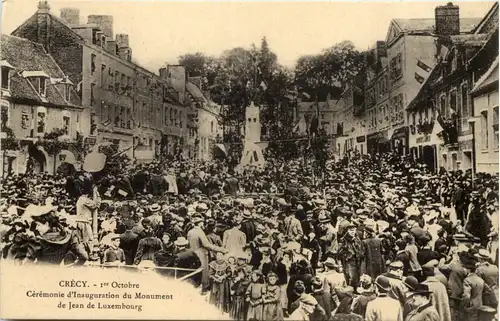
(391, 126), (409, 155)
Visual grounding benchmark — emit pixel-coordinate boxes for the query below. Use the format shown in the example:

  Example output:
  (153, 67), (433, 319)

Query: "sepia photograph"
(0, 0), (499, 319)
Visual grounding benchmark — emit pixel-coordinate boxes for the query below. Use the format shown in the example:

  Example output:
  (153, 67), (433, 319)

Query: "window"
(108, 68), (113, 91)
(1, 68), (10, 90)
(91, 54), (96, 75)
(211, 121), (214, 133)
(64, 84), (71, 101)
(63, 115), (70, 135)
(481, 111), (488, 150)
(38, 77), (47, 97)
(440, 95), (446, 118)
(36, 108), (46, 134)
(101, 64), (106, 87)
(115, 71), (120, 92)
(461, 84), (469, 130)
(170, 108), (174, 125)
(390, 53), (403, 81)
(493, 106), (499, 149)
(142, 103), (147, 125)
(90, 83), (96, 106)
(179, 111), (183, 128)
(1, 101), (9, 132)
(149, 138), (153, 150)
(174, 109), (178, 126)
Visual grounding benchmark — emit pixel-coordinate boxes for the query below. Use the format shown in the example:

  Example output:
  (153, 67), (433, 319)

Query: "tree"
(295, 40), (365, 101)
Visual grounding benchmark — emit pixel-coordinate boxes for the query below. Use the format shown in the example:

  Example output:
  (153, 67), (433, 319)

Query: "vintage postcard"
(0, 0), (498, 319)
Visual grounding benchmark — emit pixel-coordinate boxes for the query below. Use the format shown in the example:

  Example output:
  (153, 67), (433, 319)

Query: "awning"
(391, 126), (409, 140)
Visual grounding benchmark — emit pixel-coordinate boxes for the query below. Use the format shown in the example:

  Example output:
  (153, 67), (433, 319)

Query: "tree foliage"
(295, 40), (365, 101)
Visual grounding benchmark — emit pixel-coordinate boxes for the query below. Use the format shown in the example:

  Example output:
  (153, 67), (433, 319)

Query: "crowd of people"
(0, 151), (498, 321)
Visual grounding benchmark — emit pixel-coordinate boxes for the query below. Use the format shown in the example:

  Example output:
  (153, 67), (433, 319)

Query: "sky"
(1, 0), (495, 74)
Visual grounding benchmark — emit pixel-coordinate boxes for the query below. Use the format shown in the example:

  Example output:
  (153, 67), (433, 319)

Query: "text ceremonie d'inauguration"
(25, 280), (174, 312)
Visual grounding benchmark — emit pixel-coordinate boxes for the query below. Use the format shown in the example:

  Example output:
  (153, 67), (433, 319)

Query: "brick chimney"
(60, 8), (80, 25)
(435, 2), (460, 36)
(37, 1), (51, 51)
(87, 15), (114, 38)
(161, 65), (186, 104)
(116, 34), (132, 61)
(375, 41), (387, 58)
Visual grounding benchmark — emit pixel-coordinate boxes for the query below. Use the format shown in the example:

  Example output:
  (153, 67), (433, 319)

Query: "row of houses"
(0, 1), (222, 176)
(296, 2), (498, 174)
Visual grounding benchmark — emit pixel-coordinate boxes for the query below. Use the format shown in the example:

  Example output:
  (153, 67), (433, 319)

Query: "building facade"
(362, 3), (482, 159)
(471, 56), (499, 174)
(406, 3), (498, 172)
(1, 34), (88, 176)
(11, 2), (187, 162)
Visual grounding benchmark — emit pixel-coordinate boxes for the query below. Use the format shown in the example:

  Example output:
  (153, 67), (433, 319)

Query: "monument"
(238, 101), (265, 169)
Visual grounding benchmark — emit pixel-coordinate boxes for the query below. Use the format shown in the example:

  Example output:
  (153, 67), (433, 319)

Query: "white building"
(470, 56), (499, 173)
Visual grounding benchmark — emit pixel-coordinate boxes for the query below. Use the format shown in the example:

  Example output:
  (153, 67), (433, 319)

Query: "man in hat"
(462, 253), (487, 320)
(310, 277), (334, 320)
(361, 225), (385, 280)
(404, 284), (440, 321)
(119, 219), (139, 265)
(475, 249), (499, 298)
(318, 257), (347, 299)
(422, 261), (451, 321)
(338, 223), (363, 290)
(351, 274), (377, 318)
(103, 234), (125, 266)
(444, 251), (470, 321)
(365, 275), (402, 321)
(223, 216), (246, 255)
(289, 294), (318, 321)
(187, 213), (227, 294)
(382, 261), (408, 305)
(318, 211), (338, 262)
(173, 236), (201, 271)
(284, 205), (303, 242)
(240, 208), (257, 243)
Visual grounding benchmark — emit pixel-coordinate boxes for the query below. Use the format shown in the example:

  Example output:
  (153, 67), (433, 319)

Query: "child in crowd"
(209, 250), (231, 312)
(246, 270), (264, 321)
(262, 272), (284, 321)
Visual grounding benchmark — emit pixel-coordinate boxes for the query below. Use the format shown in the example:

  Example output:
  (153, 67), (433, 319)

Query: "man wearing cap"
(381, 261), (408, 305)
(289, 294), (318, 321)
(338, 223), (363, 290)
(240, 208), (257, 243)
(404, 284), (440, 321)
(422, 260), (451, 321)
(365, 275), (401, 321)
(187, 213), (227, 294)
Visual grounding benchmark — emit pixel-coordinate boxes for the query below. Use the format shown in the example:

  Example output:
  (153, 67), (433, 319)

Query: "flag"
(415, 73), (425, 84)
(416, 59), (432, 72)
(260, 81), (267, 91)
(302, 92), (311, 99)
(433, 118), (444, 136)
